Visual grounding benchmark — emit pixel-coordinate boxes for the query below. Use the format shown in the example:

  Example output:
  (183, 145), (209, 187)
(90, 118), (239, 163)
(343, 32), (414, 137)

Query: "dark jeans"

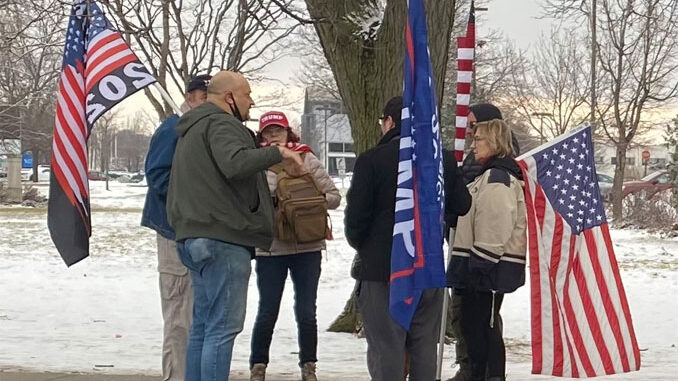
(250, 251), (322, 367)
(460, 289), (506, 381)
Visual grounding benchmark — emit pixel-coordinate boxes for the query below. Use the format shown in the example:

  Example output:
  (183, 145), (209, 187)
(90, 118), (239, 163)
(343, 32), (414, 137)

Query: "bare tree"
(302, 0), (457, 154)
(295, 27), (341, 103)
(508, 28), (592, 142)
(439, 31), (530, 147)
(594, 0), (678, 220)
(116, 111), (154, 172)
(100, 0), (302, 119)
(544, 0), (678, 221)
(0, 0), (65, 181)
(667, 115), (678, 208)
(89, 112), (118, 190)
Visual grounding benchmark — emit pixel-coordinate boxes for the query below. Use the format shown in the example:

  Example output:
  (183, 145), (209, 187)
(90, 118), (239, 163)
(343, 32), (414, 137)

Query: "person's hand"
(277, 146), (307, 177)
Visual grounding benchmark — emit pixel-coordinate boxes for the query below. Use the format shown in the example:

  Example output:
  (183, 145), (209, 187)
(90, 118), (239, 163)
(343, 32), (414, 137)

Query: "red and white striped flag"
(454, 1), (475, 164)
(517, 126), (641, 377)
(48, 0), (156, 266)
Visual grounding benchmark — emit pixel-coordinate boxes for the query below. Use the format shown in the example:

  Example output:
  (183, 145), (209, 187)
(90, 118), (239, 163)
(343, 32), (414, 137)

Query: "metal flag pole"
(436, 227), (455, 381)
(153, 83), (183, 117)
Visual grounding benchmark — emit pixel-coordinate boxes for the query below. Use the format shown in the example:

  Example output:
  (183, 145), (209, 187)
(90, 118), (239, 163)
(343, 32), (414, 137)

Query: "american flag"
(517, 126), (641, 377)
(48, 0), (156, 266)
(454, 1), (475, 165)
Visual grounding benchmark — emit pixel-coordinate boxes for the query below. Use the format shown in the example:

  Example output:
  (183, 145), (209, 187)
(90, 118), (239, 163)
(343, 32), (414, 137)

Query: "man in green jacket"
(167, 71), (304, 381)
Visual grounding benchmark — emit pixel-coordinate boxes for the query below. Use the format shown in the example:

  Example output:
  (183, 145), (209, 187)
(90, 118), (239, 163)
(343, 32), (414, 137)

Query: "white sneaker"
(250, 363), (266, 381)
(301, 362), (318, 381)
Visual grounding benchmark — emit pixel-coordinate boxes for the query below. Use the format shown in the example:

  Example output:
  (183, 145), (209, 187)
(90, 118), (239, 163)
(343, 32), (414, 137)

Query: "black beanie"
(469, 103), (502, 122)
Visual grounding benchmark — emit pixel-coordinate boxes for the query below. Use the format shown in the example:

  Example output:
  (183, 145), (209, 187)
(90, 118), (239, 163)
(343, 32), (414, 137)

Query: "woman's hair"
(472, 119), (514, 158)
(255, 125), (301, 146)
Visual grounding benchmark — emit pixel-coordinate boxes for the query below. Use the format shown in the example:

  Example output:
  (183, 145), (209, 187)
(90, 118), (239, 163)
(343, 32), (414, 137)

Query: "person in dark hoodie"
(141, 74), (211, 381)
(345, 96), (470, 381)
(448, 119), (527, 381)
(167, 71), (305, 381)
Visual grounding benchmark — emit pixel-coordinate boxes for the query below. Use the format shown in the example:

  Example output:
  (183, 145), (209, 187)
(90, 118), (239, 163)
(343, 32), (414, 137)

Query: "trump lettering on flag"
(517, 126), (641, 378)
(389, 0), (446, 331)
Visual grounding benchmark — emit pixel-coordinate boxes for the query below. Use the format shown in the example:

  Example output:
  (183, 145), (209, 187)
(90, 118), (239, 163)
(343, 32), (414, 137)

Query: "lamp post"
(532, 112), (554, 145)
(316, 105), (337, 169)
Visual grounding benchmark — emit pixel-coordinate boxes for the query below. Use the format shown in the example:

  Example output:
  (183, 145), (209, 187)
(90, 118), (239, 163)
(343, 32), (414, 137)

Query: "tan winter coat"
(448, 162), (527, 293)
(256, 152), (341, 256)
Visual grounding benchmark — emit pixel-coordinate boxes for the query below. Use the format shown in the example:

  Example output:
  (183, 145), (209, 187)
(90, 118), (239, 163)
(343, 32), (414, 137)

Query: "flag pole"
(436, 228), (455, 381)
(153, 83), (183, 117)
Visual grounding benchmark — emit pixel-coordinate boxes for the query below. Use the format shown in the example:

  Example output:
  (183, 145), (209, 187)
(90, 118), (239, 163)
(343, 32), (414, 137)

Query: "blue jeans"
(249, 251), (321, 367)
(177, 238), (252, 381)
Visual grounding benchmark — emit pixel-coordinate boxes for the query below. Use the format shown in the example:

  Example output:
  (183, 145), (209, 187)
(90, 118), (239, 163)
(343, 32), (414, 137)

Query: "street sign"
(642, 150), (651, 160)
(22, 152), (33, 168)
(0, 139), (20, 155)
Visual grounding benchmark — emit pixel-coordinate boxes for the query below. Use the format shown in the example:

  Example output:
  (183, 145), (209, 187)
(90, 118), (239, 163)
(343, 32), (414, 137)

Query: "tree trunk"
(305, 0), (456, 154)
(307, 0), (457, 332)
(31, 148), (38, 182)
(611, 141), (627, 221)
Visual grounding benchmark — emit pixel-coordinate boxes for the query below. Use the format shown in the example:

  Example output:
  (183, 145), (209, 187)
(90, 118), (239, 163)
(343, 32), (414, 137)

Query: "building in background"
(595, 143), (669, 179)
(301, 87), (356, 176)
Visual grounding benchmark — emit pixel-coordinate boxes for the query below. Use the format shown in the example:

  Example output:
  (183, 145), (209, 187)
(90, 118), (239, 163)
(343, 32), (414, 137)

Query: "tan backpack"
(271, 159), (329, 243)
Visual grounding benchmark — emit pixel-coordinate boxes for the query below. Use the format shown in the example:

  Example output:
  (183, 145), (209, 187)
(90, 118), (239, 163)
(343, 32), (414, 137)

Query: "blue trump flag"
(389, 0), (446, 331)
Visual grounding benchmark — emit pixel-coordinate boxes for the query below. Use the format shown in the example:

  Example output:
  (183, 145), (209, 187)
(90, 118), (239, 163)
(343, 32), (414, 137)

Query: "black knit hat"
(185, 74), (212, 93)
(469, 103), (503, 122)
(381, 96), (403, 128)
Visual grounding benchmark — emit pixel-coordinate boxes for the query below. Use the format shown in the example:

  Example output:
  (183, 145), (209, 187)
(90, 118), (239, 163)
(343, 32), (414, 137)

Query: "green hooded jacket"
(167, 102), (282, 250)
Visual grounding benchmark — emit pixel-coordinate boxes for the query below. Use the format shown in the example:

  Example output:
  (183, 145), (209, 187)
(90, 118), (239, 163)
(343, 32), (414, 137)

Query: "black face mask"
(228, 95), (244, 122)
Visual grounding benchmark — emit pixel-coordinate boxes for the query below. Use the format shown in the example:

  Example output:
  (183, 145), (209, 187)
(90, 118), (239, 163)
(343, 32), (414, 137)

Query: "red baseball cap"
(258, 111), (290, 132)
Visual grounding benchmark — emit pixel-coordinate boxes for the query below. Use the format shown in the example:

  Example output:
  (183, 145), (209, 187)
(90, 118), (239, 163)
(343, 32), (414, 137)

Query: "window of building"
(611, 157), (635, 165)
(327, 156), (357, 176)
(328, 143), (344, 152)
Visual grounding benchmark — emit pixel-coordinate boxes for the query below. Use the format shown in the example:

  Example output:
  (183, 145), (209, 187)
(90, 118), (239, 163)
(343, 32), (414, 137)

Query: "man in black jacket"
(345, 96), (470, 381)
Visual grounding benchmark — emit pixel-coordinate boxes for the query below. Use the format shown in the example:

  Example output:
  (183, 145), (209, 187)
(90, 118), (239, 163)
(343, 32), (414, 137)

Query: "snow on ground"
(0, 182), (677, 380)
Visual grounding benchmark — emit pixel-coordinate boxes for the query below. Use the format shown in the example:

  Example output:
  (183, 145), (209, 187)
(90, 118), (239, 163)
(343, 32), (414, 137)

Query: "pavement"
(0, 371), (360, 381)
(0, 373), (162, 381)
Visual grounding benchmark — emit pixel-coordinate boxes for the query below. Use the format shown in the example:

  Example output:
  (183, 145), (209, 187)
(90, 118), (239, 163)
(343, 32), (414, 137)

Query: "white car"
(21, 165), (51, 182)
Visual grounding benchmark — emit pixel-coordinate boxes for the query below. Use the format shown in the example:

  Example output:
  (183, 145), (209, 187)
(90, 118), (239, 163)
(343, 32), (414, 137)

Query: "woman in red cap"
(249, 111), (341, 381)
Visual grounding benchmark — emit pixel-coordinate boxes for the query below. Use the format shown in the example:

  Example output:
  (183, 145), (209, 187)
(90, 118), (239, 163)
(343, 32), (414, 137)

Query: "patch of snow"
(0, 194), (677, 379)
(344, 0), (387, 41)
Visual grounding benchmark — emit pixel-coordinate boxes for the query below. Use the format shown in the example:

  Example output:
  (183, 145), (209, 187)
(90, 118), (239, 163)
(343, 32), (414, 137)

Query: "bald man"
(167, 71), (305, 381)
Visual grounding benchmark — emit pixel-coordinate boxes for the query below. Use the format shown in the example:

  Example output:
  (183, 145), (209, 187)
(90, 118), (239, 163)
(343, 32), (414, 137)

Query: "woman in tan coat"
(249, 111), (341, 381)
(447, 119), (527, 381)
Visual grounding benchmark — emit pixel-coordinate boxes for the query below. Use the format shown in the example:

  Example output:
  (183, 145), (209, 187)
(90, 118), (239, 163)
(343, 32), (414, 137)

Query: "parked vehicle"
(88, 171), (108, 181)
(622, 169), (673, 198)
(21, 168), (32, 181)
(21, 165), (51, 182)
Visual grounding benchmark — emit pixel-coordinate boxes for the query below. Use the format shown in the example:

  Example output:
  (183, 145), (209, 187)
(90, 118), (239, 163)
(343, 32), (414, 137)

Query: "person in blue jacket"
(141, 74), (211, 381)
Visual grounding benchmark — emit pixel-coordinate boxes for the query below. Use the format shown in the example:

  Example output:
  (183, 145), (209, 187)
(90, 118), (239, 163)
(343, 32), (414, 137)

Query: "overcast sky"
(122, 0), (669, 131)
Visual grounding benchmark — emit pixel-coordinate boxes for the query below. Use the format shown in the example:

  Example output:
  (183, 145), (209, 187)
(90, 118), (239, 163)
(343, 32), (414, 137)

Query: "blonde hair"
(473, 119), (514, 158)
